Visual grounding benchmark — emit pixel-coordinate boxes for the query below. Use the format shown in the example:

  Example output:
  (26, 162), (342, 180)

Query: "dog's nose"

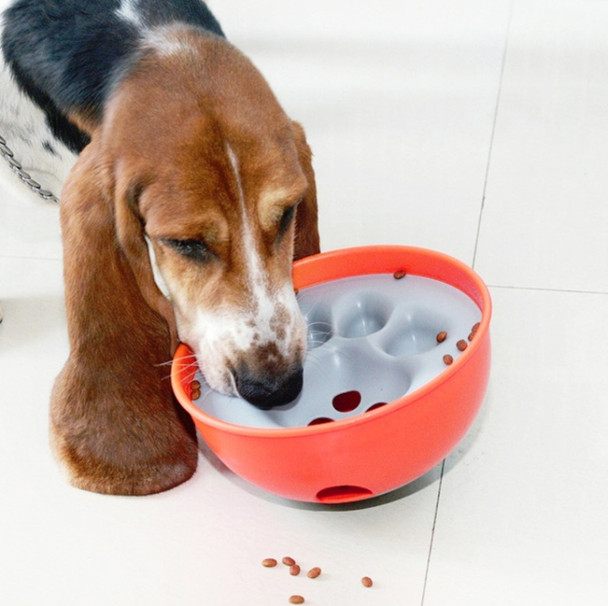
(235, 368), (303, 409)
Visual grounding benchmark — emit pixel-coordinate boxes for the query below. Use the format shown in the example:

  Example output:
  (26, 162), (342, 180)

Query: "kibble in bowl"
(172, 246), (492, 503)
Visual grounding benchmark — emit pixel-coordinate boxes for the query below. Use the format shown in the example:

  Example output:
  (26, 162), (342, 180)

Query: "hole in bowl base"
(332, 390), (362, 412)
(366, 402), (387, 412)
(316, 485), (374, 504)
(308, 417), (335, 426)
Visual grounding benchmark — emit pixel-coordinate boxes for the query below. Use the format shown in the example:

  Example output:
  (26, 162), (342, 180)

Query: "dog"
(0, 0), (320, 495)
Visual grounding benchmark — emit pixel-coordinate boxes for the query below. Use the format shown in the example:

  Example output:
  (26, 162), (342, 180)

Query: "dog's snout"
(235, 367), (303, 409)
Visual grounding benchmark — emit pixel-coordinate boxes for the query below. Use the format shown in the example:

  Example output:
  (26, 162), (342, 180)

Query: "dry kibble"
(289, 564), (301, 576)
(443, 354), (453, 365)
(471, 321), (480, 335)
(262, 558), (278, 568)
(282, 556), (296, 567)
(307, 567), (322, 579)
(190, 379), (201, 400)
(361, 576), (374, 588)
(457, 339), (468, 352)
(436, 330), (448, 343)
(289, 596), (305, 604)
(393, 269), (407, 280)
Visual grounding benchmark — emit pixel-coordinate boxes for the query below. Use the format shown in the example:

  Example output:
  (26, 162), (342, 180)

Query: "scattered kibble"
(457, 339), (468, 352)
(262, 556), (379, 599)
(190, 380), (201, 390)
(436, 330), (448, 343)
(443, 354), (453, 365)
(393, 269), (407, 280)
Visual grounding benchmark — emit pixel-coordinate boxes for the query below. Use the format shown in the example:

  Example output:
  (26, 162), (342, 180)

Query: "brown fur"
(50, 29), (319, 495)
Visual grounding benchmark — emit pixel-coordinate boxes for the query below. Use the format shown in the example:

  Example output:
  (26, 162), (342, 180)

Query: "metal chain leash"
(0, 134), (59, 203)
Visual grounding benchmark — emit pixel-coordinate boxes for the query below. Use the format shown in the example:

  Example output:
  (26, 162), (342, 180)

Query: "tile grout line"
(420, 459), (445, 606)
(488, 283), (608, 296)
(472, 0), (514, 271)
(423, 5), (515, 604)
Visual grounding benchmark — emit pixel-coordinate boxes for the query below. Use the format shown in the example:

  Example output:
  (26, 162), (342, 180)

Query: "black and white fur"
(0, 0), (227, 324)
(0, 0), (225, 196)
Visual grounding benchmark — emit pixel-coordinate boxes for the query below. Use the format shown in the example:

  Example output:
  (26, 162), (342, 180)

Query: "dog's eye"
(161, 238), (213, 262)
(277, 204), (297, 241)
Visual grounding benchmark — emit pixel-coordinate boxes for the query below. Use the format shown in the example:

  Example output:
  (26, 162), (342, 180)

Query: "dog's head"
(65, 28), (319, 409)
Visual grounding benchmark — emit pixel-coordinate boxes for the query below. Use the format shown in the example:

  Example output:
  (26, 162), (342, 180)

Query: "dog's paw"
(50, 362), (198, 496)
(49, 414), (199, 496)
(52, 437), (199, 496)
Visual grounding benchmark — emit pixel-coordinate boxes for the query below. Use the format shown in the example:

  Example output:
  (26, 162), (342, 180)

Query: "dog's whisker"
(158, 353), (200, 381)
(306, 320), (333, 329)
(155, 359), (176, 368)
(155, 351), (198, 369)
(307, 338), (332, 346)
(308, 329), (333, 337)
(306, 329), (333, 349)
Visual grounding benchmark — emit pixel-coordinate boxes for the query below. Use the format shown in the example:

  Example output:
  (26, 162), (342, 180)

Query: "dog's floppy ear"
(50, 139), (198, 495)
(291, 121), (320, 260)
(114, 177), (179, 352)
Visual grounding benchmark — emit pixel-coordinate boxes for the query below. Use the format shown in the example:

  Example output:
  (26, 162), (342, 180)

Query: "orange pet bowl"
(171, 246), (492, 503)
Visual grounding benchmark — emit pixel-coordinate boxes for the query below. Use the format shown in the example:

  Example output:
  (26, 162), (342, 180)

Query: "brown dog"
(2, 2), (319, 494)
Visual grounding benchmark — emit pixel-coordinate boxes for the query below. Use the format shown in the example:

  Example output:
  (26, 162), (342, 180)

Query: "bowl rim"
(171, 245), (492, 438)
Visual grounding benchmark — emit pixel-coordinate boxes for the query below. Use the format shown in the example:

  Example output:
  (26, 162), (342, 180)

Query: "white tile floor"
(1, 1), (607, 604)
